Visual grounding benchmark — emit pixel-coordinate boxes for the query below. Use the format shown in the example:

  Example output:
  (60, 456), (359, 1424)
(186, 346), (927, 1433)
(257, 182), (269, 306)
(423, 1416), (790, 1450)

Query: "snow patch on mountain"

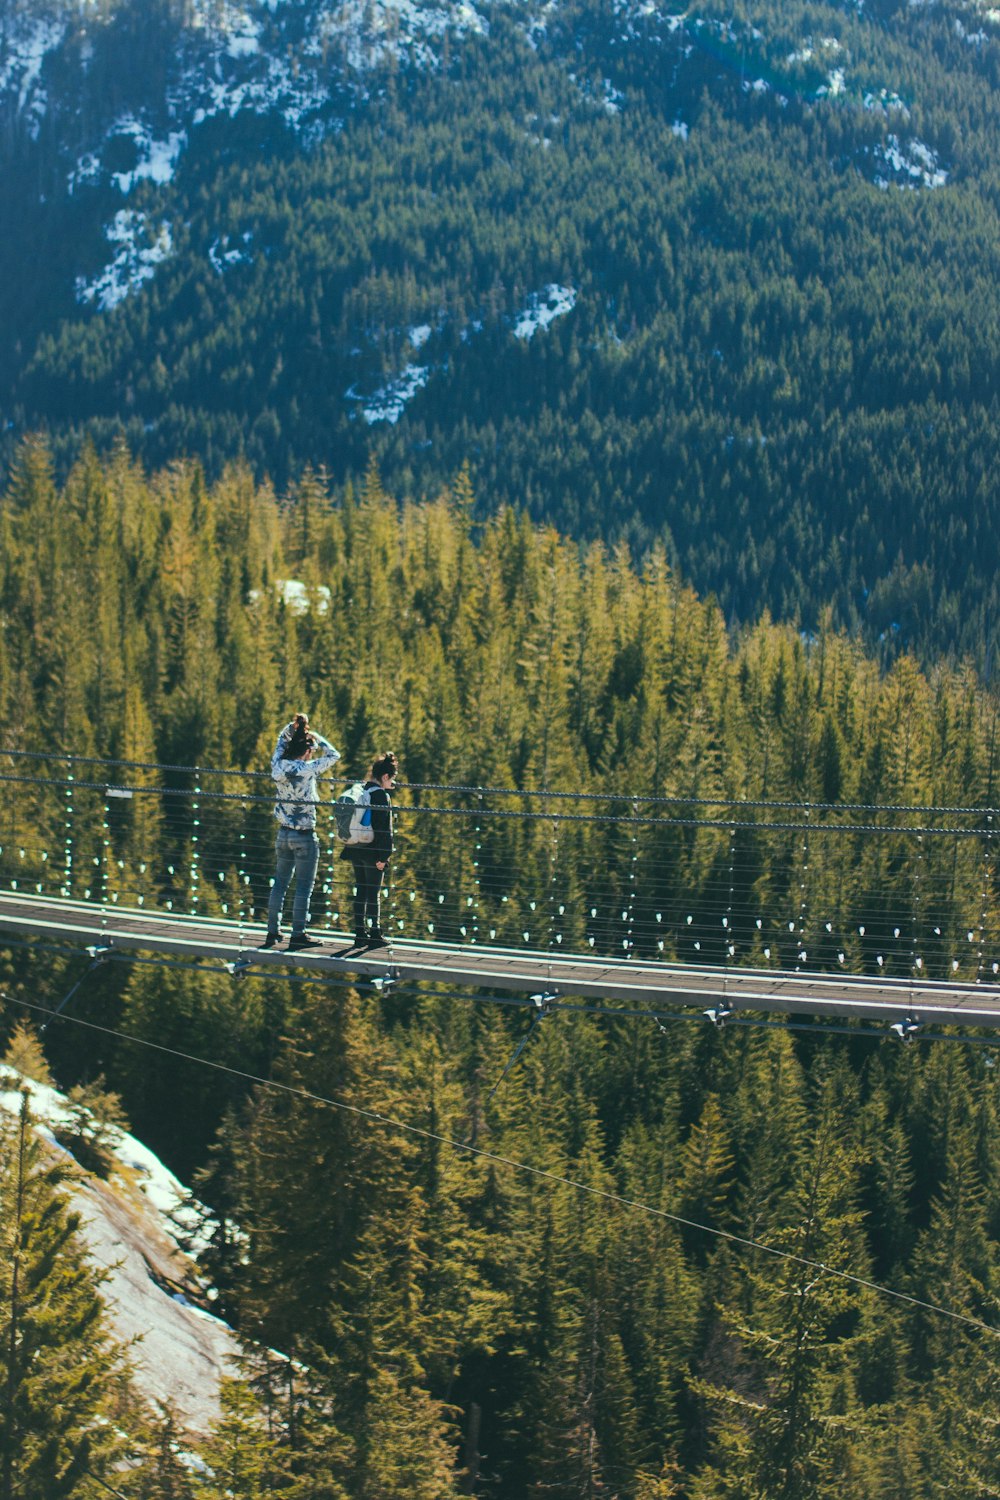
(953, 0), (1000, 37)
(209, 230), (254, 273)
(69, 116), (187, 194)
(0, 13), (66, 135)
(569, 72), (626, 113)
(114, 123), (188, 192)
(309, 0), (487, 72)
(188, 0), (262, 45)
(0, 14), (63, 100)
(249, 579), (333, 612)
(224, 9), (262, 56)
(0, 1071), (217, 1254)
(786, 37), (842, 64)
(954, 16), (992, 40)
(513, 283), (577, 339)
(347, 294), (576, 421)
(46, 0), (495, 207)
(190, 51), (333, 131)
(818, 67), (846, 96)
(76, 212), (173, 311)
(864, 87), (909, 116)
(611, 0), (687, 43)
(872, 135), (948, 188)
(113, 118), (185, 190)
(353, 363), (431, 424)
(70, 150), (102, 191)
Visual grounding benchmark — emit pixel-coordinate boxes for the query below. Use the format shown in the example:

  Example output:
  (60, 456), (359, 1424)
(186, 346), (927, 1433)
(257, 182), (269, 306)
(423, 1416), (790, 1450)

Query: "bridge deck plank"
(1, 893), (999, 1028)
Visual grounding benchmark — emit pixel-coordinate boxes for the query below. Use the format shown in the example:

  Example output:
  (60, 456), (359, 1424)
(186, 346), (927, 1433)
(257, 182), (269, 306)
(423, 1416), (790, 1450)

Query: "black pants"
(352, 860), (385, 932)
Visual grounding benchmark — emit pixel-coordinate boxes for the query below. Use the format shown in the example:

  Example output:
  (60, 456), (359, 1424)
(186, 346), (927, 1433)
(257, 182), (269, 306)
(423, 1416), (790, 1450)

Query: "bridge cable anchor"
(529, 990), (558, 1018)
(223, 955), (254, 980)
(41, 945), (113, 1034)
(464, 990), (560, 1148)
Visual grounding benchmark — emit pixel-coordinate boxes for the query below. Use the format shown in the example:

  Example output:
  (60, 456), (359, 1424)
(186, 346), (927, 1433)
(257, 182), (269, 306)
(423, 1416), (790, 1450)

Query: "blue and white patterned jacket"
(271, 723), (341, 831)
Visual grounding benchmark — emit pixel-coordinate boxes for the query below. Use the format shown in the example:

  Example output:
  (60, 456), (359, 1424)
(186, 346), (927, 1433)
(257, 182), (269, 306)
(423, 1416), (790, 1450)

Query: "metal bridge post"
(62, 772), (74, 898)
(547, 809), (560, 954)
(237, 794), (248, 947)
(101, 790), (111, 910)
(624, 795), (639, 958)
(978, 812), (995, 984)
(322, 798), (336, 935)
(910, 831), (924, 984)
(795, 805), (811, 971)
(471, 790), (483, 945)
(724, 821), (736, 970)
(189, 778), (201, 916)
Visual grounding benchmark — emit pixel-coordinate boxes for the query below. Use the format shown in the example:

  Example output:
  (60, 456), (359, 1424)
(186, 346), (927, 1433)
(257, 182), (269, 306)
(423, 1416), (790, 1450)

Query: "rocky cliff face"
(1, 1068), (238, 1434)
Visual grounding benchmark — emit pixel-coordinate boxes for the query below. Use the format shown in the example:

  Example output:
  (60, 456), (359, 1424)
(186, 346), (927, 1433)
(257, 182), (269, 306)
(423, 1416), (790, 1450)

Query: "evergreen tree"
(0, 1091), (135, 1500)
(691, 1081), (874, 1500)
(129, 1407), (198, 1500)
(198, 1378), (296, 1499)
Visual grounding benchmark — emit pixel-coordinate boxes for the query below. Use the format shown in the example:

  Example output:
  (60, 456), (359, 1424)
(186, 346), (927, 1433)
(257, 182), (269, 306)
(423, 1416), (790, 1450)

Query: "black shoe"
(287, 934), (325, 952)
(260, 932), (281, 949)
(367, 928), (385, 948)
(354, 930), (369, 947)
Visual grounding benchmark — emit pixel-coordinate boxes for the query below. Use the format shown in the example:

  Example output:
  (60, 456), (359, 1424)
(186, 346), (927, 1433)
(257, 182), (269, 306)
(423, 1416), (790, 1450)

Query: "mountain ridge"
(4, 0), (1000, 659)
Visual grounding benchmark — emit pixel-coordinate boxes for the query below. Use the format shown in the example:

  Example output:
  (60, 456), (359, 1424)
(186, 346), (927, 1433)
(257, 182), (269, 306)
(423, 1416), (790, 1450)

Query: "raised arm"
(309, 731), (341, 773)
(271, 721), (297, 771)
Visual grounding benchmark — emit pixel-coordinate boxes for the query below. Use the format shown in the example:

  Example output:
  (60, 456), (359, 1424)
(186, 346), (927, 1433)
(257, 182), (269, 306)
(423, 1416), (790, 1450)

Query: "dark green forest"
(3, 0), (1000, 659)
(2, 446), (1000, 1495)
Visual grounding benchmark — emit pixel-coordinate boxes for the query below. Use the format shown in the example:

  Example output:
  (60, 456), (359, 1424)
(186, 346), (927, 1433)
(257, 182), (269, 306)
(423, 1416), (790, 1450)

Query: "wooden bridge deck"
(1, 892), (999, 1029)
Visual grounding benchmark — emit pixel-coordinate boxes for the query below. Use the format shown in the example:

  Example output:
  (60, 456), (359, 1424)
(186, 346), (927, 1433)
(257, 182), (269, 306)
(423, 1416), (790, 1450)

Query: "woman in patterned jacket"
(263, 713), (340, 951)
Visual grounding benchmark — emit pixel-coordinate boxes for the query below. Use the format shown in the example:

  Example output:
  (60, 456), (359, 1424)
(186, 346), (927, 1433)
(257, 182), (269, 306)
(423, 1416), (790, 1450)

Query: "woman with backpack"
(341, 751), (398, 948)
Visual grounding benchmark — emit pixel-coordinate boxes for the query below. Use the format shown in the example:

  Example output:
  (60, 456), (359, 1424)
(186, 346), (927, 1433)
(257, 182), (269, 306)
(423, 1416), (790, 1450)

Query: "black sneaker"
(354, 930), (369, 947)
(367, 928), (385, 948)
(260, 932), (281, 949)
(287, 934), (325, 952)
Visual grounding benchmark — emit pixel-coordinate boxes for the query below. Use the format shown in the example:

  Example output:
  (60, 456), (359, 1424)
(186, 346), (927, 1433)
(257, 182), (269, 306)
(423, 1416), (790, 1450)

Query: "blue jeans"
(267, 828), (320, 936)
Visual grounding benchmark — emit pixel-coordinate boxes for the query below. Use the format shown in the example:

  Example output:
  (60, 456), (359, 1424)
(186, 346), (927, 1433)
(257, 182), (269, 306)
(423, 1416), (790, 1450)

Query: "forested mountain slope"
(3, 0), (1000, 659)
(5, 438), (1000, 980)
(3, 449), (1000, 1495)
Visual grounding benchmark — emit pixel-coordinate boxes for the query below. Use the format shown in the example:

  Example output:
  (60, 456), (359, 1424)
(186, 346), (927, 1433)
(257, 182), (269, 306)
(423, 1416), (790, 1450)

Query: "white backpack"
(333, 781), (375, 844)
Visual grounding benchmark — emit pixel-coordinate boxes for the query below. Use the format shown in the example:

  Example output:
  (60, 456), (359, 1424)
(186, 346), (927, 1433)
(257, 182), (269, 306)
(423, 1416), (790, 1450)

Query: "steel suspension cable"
(0, 768), (992, 837)
(2, 747), (999, 817)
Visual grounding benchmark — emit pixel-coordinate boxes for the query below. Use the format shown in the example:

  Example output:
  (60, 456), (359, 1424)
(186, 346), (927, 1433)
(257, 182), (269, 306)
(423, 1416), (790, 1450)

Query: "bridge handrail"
(0, 748), (997, 822)
(0, 768), (992, 837)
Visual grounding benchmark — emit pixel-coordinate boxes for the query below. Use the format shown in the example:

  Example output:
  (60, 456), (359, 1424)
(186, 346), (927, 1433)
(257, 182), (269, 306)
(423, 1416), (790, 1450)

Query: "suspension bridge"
(2, 750), (1000, 1032)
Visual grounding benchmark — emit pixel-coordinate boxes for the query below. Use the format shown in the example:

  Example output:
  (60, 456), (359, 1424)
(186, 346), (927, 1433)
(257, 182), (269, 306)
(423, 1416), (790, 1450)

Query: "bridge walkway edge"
(0, 893), (998, 1029)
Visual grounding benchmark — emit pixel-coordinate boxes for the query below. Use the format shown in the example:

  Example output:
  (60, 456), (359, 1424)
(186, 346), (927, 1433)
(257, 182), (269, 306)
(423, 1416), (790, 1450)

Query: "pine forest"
(5, 0), (1000, 661)
(2, 444), (1000, 1495)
